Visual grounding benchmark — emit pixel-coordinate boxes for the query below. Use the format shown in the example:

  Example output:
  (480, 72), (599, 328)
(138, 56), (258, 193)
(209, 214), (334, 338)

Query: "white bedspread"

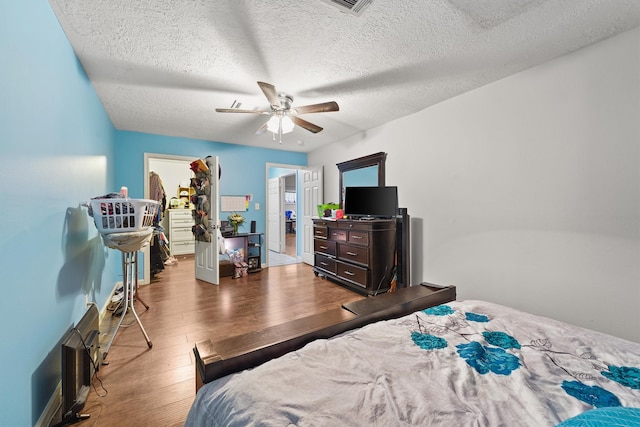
(186, 300), (640, 426)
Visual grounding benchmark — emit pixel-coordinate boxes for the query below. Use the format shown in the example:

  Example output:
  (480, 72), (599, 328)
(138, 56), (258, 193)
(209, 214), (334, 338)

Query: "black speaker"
(250, 220), (256, 233)
(396, 208), (410, 288)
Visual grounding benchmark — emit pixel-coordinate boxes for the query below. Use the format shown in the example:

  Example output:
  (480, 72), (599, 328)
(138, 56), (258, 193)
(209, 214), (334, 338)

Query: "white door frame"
(267, 176), (285, 253)
(265, 163), (311, 266)
(143, 153), (197, 284)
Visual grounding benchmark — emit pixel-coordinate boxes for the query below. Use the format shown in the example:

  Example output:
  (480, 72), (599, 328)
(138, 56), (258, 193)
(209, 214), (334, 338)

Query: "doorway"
(283, 173), (297, 259)
(143, 153), (196, 283)
(267, 168), (298, 267)
(265, 163), (323, 268)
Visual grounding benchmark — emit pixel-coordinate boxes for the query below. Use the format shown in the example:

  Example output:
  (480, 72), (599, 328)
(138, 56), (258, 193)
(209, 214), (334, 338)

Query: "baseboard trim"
(35, 381), (61, 427)
(37, 281), (122, 427)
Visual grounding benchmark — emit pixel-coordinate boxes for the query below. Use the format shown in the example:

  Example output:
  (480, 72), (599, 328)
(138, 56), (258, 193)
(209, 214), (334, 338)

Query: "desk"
(285, 219), (296, 233)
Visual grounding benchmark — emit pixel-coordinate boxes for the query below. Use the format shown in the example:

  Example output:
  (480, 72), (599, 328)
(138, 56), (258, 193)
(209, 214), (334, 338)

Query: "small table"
(285, 219), (296, 233)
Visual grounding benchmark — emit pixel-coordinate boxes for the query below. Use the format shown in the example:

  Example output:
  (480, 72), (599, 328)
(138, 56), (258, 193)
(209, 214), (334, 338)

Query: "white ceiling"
(49, 0), (640, 153)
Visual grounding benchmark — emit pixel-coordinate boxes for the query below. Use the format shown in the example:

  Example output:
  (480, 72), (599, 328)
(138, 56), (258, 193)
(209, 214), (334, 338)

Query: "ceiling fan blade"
(292, 116), (323, 133)
(257, 81), (281, 109)
(255, 121), (269, 135)
(292, 101), (339, 115)
(215, 108), (269, 114)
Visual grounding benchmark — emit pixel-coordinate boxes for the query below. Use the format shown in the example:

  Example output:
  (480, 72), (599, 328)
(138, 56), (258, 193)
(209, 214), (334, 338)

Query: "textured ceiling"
(49, 0), (640, 153)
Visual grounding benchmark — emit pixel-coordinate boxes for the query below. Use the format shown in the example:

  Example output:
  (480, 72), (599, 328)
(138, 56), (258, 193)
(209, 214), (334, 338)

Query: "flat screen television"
(58, 304), (100, 425)
(343, 186), (398, 219)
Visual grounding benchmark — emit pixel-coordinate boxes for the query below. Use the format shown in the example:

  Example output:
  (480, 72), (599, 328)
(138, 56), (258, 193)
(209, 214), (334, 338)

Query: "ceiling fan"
(215, 81), (339, 143)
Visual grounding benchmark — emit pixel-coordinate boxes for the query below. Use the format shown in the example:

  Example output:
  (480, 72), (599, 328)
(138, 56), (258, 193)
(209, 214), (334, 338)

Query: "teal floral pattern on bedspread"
(423, 305), (455, 316)
(410, 331), (448, 350)
(561, 380), (621, 408)
(465, 311), (489, 322)
(414, 303), (640, 409)
(603, 366), (640, 390)
(456, 341), (521, 375)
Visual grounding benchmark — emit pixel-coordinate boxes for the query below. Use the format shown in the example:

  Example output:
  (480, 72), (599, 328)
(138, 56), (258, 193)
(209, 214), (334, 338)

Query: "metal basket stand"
(102, 247), (153, 362)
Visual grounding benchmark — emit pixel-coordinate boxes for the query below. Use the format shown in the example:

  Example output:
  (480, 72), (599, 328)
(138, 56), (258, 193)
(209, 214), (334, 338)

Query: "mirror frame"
(337, 152), (387, 207)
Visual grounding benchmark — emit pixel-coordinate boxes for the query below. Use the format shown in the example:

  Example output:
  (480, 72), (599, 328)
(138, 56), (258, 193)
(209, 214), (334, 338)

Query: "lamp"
(266, 113), (294, 143)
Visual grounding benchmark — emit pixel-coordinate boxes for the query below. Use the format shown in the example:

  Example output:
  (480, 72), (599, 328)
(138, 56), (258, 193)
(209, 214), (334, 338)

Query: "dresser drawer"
(170, 209), (193, 218)
(171, 240), (194, 255)
(336, 260), (367, 288)
(313, 219), (333, 227)
(171, 217), (195, 227)
(328, 228), (347, 242)
(171, 227), (193, 241)
(348, 230), (369, 245)
(313, 226), (328, 239)
(338, 243), (369, 266)
(314, 239), (336, 256)
(314, 253), (336, 275)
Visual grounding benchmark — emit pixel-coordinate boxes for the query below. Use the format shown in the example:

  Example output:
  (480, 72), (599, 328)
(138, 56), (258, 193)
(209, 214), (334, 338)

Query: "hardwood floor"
(285, 231), (296, 257)
(58, 255), (364, 426)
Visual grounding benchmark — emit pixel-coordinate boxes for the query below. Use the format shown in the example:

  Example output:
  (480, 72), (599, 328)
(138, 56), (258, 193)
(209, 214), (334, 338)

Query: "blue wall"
(0, 3), (306, 425)
(114, 131), (307, 239)
(0, 2), (117, 425)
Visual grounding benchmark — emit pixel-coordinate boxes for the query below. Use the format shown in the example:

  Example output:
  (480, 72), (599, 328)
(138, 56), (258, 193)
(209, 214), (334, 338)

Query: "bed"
(186, 299), (640, 426)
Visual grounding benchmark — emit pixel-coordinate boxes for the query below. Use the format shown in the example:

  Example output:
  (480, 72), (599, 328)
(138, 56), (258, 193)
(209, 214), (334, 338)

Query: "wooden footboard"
(194, 283), (456, 390)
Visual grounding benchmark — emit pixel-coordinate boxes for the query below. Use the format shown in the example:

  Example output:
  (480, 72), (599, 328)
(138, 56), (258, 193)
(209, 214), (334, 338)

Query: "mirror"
(337, 152), (387, 207)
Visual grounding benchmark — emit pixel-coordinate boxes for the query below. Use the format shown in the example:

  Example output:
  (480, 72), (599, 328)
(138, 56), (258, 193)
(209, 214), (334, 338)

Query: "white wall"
(309, 27), (640, 342)
(148, 157), (194, 204)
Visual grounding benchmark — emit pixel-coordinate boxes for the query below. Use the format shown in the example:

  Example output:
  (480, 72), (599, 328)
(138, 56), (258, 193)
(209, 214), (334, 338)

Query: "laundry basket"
(90, 198), (159, 234)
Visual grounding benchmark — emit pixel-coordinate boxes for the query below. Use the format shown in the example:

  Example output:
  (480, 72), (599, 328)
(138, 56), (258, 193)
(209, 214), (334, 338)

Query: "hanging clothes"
(149, 171), (167, 223)
(149, 171), (169, 277)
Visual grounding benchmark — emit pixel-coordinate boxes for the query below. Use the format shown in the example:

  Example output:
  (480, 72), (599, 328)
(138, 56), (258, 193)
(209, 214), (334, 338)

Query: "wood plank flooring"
(58, 255), (364, 426)
(285, 231), (296, 257)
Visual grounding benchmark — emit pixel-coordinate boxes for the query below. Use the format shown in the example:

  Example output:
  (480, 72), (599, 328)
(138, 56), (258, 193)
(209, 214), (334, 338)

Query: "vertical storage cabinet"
(165, 209), (195, 255)
(222, 233), (263, 273)
(247, 233), (263, 273)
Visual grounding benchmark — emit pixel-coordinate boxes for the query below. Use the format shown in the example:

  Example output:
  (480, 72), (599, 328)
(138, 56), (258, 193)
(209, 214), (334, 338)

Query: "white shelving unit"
(165, 209), (195, 255)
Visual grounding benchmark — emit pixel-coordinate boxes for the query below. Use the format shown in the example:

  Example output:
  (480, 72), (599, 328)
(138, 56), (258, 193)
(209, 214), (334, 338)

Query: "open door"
(302, 166), (323, 265)
(195, 156), (220, 285)
(268, 176), (285, 253)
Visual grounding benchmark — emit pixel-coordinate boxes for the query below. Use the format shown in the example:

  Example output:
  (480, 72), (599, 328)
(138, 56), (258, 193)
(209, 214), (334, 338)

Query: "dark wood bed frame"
(193, 283), (456, 390)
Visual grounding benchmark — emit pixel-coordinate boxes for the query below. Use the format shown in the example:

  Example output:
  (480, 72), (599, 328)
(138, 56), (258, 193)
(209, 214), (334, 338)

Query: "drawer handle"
(320, 245), (328, 250)
(343, 270), (355, 276)
(346, 251), (358, 256)
(351, 235), (363, 239)
(320, 262), (328, 266)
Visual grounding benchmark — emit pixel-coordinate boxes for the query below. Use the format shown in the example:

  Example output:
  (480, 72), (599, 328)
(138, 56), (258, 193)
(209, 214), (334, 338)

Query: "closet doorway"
(143, 153), (195, 283)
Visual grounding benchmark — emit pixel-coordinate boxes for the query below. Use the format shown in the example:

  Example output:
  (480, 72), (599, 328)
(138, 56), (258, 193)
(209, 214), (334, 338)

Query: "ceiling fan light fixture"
(266, 115), (294, 134)
(281, 115), (295, 133)
(266, 116), (280, 133)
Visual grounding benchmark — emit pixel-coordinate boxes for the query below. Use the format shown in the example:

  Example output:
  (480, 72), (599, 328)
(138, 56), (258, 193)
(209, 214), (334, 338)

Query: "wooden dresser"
(313, 218), (396, 296)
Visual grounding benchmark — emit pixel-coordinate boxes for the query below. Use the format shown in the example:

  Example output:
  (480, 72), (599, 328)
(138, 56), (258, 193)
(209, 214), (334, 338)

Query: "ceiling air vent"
(319, 0), (374, 16)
